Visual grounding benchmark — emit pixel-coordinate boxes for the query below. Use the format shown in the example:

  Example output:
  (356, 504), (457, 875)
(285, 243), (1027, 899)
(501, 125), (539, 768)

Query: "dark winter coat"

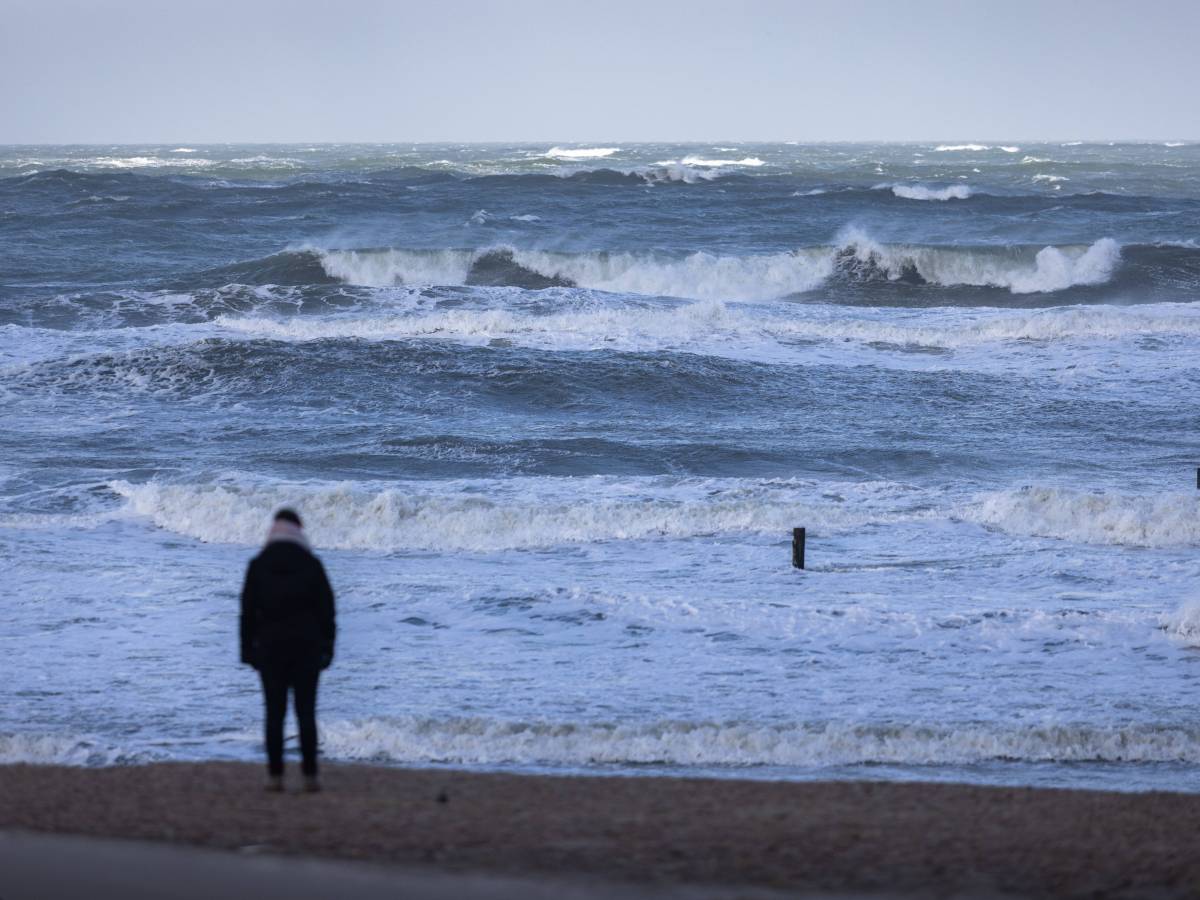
(240, 540), (336, 670)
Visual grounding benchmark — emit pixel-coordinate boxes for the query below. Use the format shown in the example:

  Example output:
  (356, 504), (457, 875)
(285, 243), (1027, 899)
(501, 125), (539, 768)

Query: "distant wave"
(967, 486), (1200, 548)
(468, 165), (724, 185)
(303, 233), (1125, 299)
(88, 156), (216, 169)
(887, 183), (973, 201)
(544, 146), (620, 159)
(934, 144), (1020, 153)
(677, 155), (765, 168)
(465, 209), (542, 226)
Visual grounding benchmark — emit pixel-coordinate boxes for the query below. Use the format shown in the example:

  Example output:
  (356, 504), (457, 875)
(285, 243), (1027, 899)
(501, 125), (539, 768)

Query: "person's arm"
(316, 559), (336, 669)
(239, 561), (259, 668)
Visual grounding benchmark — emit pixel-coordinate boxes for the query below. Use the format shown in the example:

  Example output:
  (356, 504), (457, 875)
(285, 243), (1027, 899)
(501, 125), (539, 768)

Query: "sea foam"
(213, 299), (1200, 359)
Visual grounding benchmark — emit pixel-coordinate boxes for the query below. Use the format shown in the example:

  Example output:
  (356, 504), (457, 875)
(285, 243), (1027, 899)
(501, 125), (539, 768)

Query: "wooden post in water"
(792, 527), (806, 570)
(1196, 467), (1199, 489)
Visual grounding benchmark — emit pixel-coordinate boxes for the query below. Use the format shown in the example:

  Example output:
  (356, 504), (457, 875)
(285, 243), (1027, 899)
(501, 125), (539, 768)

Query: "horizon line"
(1, 138), (1196, 147)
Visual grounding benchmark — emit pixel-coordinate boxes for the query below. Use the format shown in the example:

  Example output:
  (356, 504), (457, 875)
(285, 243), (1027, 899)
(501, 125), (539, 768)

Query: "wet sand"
(2, 762), (1198, 898)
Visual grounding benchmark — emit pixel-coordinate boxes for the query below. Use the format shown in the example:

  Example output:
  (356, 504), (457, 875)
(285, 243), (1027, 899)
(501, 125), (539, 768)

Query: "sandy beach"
(2, 763), (1198, 898)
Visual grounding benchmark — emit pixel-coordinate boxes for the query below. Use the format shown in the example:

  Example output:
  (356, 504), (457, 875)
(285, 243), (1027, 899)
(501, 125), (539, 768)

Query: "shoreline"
(3, 762), (1199, 897)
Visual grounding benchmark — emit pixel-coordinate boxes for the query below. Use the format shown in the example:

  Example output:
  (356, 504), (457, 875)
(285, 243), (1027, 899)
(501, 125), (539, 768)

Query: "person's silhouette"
(239, 508), (336, 792)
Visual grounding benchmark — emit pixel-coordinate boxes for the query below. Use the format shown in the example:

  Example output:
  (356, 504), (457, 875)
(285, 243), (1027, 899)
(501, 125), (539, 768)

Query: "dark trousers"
(259, 656), (320, 776)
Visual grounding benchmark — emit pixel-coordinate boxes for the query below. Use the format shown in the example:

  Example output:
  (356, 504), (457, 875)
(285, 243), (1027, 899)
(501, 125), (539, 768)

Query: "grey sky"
(2, 0), (1196, 143)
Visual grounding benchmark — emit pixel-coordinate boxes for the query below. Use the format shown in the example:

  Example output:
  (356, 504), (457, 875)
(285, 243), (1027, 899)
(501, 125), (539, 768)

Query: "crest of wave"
(544, 147), (619, 159)
(1162, 600), (1200, 643)
(516, 247), (830, 300)
(108, 477), (909, 552)
(838, 228), (1122, 294)
(966, 486), (1200, 548)
(635, 163), (722, 184)
(313, 233), (1121, 299)
(677, 155), (765, 167)
(316, 246), (833, 301)
(888, 183), (973, 201)
(317, 716), (1200, 766)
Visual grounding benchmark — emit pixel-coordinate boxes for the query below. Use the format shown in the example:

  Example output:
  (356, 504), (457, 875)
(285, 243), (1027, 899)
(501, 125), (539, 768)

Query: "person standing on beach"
(240, 508), (336, 792)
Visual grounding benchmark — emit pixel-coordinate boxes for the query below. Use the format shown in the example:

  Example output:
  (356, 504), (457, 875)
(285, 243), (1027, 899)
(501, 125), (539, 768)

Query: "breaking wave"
(109, 477), (912, 552)
(319, 716), (1200, 766)
(967, 487), (1200, 548)
(305, 235), (1128, 299)
(0, 732), (145, 765)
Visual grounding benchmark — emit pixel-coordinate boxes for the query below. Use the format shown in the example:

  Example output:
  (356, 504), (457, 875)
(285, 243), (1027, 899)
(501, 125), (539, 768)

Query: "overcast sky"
(2, 0), (1196, 143)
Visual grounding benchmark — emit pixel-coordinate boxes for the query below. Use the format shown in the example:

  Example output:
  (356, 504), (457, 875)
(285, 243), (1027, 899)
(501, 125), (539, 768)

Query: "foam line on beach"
(317, 717), (1200, 766)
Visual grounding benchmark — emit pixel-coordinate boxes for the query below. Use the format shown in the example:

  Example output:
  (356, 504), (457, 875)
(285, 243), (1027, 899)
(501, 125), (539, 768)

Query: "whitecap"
(888, 183), (973, 201)
(678, 155), (765, 167)
(544, 146), (620, 159)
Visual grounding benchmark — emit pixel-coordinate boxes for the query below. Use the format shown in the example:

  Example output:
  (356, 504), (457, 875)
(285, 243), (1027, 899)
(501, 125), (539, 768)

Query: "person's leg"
(259, 664), (288, 777)
(292, 660), (321, 777)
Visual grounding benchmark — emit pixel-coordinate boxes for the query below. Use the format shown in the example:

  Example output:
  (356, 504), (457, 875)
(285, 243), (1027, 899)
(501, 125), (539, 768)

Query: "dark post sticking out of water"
(1196, 467), (1199, 489)
(792, 527), (806, 570)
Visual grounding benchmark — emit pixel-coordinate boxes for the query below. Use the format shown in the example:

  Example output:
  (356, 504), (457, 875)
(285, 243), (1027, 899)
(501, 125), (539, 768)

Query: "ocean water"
(2, 142), (1199, 791)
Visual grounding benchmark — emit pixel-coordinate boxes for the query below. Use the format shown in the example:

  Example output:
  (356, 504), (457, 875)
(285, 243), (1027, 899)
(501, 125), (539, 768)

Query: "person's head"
(274, 508), (303, 529)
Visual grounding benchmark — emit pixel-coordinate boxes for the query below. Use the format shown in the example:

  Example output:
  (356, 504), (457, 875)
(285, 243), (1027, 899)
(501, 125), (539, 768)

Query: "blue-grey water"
(2, 142), (1199, 791)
